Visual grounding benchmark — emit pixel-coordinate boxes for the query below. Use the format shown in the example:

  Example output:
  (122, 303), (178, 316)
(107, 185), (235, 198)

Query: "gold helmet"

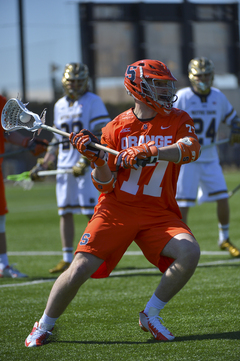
(188, 57), (214, 94)
(62, 63), (89, 100)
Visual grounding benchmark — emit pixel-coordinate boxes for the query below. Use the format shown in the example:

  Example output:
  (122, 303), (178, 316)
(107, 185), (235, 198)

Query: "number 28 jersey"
(101, 107), (199, 216)
(174, 87), (236, 162)
(54, 92), (110, 168)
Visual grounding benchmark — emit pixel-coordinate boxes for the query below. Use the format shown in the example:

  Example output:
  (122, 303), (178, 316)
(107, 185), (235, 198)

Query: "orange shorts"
(75, 195), (193, 278)
(0, 169), (8, 215)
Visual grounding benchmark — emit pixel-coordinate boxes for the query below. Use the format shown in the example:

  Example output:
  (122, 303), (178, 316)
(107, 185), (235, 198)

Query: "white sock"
(62, 247), (73, 263)
(0, 253), (9, 270)
(39, 311), (58, 331)
(218, 223), (229, 244)
(144, 293), (167, 316)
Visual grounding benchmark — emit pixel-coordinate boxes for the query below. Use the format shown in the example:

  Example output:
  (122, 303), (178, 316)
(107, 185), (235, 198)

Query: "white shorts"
(176, 160), (228, 207)
(56, 168), (99, 216)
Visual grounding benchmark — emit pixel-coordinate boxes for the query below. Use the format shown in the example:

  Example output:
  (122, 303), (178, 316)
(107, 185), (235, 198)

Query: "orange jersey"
(75, 107), (198, 278)
(101, 107), (198, 218)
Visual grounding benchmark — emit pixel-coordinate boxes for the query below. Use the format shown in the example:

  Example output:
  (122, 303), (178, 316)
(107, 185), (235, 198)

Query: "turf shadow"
(48, 330), (240, 345)
(148, 330), (240, 343)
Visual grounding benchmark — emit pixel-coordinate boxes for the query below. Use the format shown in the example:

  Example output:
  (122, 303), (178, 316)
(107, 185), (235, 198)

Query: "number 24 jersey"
(174, 86), (236, 162)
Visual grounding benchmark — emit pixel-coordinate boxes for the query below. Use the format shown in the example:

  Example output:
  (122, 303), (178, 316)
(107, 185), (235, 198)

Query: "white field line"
(111, 258), (240, 276)
(7, 250), (229, 256)
(1, 253), (240, 289)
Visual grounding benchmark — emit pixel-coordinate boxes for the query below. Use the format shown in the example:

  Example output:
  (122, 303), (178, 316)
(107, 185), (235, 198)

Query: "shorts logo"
(80, 233), (91, 245)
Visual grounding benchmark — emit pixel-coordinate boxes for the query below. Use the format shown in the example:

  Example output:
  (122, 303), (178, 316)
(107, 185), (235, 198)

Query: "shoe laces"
(34, 324), (53, 337)
(148, 315), (167, 331)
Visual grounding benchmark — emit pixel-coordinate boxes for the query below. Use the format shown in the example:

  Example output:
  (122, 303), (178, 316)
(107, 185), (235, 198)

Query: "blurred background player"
(30, 63), (111, 273)
(174, 57), (240, 257)
(0, 94), (48, 278)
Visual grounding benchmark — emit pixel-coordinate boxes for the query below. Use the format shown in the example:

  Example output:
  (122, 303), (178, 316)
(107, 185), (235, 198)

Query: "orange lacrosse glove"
(22, 138), (49, 156)
(69, 129), (107, 167)
(115, 141), (158, 170)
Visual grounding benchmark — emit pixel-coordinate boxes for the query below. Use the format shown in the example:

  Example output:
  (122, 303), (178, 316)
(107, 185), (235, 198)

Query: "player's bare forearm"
(92, 162), (113, 183)
(158, 137), (200, 165)
(157, 144), (180, 163)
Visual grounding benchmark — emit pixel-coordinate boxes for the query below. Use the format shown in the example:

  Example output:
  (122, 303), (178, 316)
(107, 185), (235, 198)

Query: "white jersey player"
(174, 57), (240, 257)
(31, 63), (111, 272)
(53, 92), (109, 169)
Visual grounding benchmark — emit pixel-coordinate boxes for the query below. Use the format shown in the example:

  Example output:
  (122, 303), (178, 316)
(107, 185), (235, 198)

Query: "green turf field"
(1, 171), (240, 361)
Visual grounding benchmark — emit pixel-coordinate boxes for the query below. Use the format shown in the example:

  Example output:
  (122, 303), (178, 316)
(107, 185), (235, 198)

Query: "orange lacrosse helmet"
(124, 59), (177, 115)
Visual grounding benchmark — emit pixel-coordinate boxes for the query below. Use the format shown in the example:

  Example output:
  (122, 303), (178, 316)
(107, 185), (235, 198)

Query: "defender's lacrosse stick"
(7, 169), (73, 182)
(1, 98), (118, 156)
(201, 138), (229, 149)
(0, 139), (70, 158)
(0, 148), (27, 158)
(228, 183), (240, 198)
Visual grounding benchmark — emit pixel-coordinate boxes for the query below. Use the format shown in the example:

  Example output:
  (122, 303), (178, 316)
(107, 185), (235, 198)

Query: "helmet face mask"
(188, 57), (214, 94)
(62, 63), (89, 100)
(124, 59), (177, 115)
(141, 78), (177, 111)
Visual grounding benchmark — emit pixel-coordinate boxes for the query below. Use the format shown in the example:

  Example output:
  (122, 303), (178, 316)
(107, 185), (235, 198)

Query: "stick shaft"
(228, 183), (240, 198)
(201, 138), (229, 149)
(0, 140), (70, 158)
(37, 169), (73, 176)
(0, 149), (27, 158)
(41, 124), (69, 137)
(40, 124), (119, 156)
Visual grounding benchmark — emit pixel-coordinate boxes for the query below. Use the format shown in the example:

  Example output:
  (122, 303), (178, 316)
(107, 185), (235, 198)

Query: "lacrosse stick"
(228, 183), (240, 198)
(1, 98), (118, 156)
(1, 98), (159, 167)
(0, 148), (27, 158)
(0, 139), (70, 159)
(201, 138), (229, 150)
(7, 169), (73, 182)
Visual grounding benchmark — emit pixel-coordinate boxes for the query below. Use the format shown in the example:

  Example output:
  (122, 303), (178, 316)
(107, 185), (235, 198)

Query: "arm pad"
(91, 172), (116, 194)
(175, 137), (201, 165)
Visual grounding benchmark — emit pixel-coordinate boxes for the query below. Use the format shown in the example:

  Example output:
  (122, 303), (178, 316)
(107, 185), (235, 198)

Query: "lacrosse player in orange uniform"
(0, 94), (48, 278)
(25, 59), (201, 346)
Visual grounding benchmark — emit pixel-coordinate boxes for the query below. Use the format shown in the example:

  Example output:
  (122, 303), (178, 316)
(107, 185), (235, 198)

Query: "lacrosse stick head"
(1, 98), (45, 133)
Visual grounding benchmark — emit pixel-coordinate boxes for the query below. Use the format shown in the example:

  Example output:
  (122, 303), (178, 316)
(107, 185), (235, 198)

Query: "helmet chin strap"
(193, 82), (211, 95)
(198, 82), (208, 91)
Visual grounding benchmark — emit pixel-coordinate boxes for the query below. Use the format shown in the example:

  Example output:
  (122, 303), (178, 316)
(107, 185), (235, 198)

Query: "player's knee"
(70, 252), (103, 281)
(184, 240), (200, 268)
(174, 236), (200, 268)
